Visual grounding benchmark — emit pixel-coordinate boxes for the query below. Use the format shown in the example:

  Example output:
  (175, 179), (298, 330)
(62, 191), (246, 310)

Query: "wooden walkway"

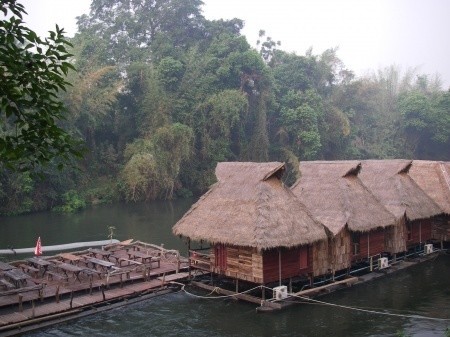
(0, 241), (190, 335)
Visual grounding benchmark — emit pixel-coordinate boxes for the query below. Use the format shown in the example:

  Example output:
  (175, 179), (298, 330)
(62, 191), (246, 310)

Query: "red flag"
(34, 236), (42, 256)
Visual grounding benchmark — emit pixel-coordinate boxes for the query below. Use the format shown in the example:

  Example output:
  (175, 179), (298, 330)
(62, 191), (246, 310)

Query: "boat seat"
(0, 278), (15, 290)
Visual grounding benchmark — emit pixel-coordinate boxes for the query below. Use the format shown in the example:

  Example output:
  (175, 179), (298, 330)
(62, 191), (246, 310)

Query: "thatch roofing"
(358, 159), (443, 221)
(409, 160), (450, 214)
(172, 162), (328, 250)
(291, 161), (396, 236)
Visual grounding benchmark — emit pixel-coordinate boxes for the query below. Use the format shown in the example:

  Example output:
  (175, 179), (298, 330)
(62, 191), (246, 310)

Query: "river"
(0, 200), (449, 337)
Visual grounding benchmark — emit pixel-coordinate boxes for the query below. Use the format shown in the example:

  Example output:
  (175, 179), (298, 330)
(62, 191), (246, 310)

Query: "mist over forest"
(1, 0), (449, 215)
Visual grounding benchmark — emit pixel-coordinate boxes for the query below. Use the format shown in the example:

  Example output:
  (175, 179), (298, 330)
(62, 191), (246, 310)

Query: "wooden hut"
(291, 161), (396, 275)
(409, 160), (450, 243)
(172, 162), (328, 285)
(358, 160), (443, 252)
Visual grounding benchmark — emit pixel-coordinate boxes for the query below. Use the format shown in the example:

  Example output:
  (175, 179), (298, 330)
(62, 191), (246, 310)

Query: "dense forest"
(1, 0), (449, 215)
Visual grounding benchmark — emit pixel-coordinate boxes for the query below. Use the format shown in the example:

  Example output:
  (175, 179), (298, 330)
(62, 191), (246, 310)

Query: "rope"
(169, 282), (449, 322)
(181, 284), (263, 300)
(287, 293), (450, 322)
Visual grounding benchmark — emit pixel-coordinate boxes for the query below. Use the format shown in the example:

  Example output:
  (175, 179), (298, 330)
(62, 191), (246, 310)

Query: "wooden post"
(289, 278), (292, 294)
(142, 266), (147, 281)
(188, 239), (191, 279)
(55, 285), (60, 303)
(18, 294), (23, 312)
(278, 249), (282, 286)
(101, 284), (106, 301)
(70, 291), (74, 309)
(370, 256), (373, 272)
(89, 279), (93, 295)
(31, 299), (35, 318)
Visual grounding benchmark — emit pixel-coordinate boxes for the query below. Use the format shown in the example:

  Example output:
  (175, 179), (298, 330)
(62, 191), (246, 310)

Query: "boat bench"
(46, 271), (68, 282)
(82, 268), (103, 281)
(0, 278), (15, 290)
(19, 264), (40, 277)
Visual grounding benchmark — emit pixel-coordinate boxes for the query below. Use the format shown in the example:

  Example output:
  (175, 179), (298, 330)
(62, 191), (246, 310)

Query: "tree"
(0, 0), (82, 171)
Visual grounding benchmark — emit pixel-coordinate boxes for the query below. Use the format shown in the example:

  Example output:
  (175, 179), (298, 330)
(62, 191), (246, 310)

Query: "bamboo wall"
(330, 229), (351, 272)
(312, 239), (331, 276)
(385, 220), (407, 254)
(210, 245), (264, 283)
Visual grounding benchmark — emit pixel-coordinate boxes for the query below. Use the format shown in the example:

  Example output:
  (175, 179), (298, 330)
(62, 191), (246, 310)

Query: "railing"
(189, 250), (211, 271)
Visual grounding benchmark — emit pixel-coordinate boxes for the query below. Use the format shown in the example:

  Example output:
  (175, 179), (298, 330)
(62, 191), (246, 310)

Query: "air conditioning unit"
(273, 285), (288, 300)
(378, 257), (389, 270)
(424, 243), (434, 255)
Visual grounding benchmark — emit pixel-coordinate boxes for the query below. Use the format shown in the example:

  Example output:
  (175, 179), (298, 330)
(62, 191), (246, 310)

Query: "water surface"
(0, 201), (448, 336)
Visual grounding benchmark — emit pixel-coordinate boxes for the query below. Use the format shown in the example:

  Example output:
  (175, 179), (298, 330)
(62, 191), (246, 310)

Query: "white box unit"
(273, 285), (288, 300)
(424, 243), (434, 254)
(378, 257), (389, 270)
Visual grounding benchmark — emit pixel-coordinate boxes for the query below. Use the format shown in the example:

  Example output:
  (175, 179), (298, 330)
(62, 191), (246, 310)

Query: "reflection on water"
(1, 201), (449, 336)
(0, 199), (194, 258)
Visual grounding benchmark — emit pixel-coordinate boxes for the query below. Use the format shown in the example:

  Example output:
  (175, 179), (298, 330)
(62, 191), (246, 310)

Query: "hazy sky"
(19, 0), (450, 88)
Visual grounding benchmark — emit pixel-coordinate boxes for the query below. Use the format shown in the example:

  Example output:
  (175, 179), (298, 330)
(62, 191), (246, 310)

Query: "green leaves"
(0, 0), (82, 171)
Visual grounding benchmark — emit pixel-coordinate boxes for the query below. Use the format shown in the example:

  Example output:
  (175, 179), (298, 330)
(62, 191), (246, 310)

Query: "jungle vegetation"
(1, 0), (449, 215)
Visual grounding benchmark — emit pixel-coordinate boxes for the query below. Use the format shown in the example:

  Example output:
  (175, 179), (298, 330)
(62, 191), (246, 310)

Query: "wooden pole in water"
(89, 279), (93, 295)
(278, 249), (282, 286)
(101, 284), (106, 301)
(18, 294), (23, 312)
(70, 291), (74, 309)
(188, 239), (191, 279)
(31, 299), (35, 318)
(55, 285), (60, 303)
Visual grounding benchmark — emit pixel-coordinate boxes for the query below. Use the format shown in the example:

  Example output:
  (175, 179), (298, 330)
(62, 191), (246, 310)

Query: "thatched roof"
(291, 161), (396, 236)
(358, 159), (443, 220)
(172, 162), (328, 250)
(409, 160), (450, 214)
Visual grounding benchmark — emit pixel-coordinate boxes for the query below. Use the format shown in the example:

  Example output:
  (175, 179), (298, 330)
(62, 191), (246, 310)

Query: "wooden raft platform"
(0, 240), (190, 335)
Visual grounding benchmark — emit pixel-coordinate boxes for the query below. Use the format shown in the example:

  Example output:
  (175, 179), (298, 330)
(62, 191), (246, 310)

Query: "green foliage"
(2, 0), (450, 215)
(121, 124), (193, 201)
(52, 190), (86, 213)
(279, 90), (323, 159)
(0, 0), (82, 171)
(157, 57), (184, 92)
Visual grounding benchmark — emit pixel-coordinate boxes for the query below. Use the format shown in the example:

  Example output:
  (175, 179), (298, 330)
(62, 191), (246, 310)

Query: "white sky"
(18, 0), (450, 88)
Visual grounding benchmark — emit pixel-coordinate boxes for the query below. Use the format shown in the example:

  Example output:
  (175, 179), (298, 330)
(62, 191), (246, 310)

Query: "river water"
(0, 200), (449, 337)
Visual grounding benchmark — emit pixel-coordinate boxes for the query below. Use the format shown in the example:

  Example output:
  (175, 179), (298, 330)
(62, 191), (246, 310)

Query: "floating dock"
(186, 251), (445, 313)
(0, 240), (190, 336)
